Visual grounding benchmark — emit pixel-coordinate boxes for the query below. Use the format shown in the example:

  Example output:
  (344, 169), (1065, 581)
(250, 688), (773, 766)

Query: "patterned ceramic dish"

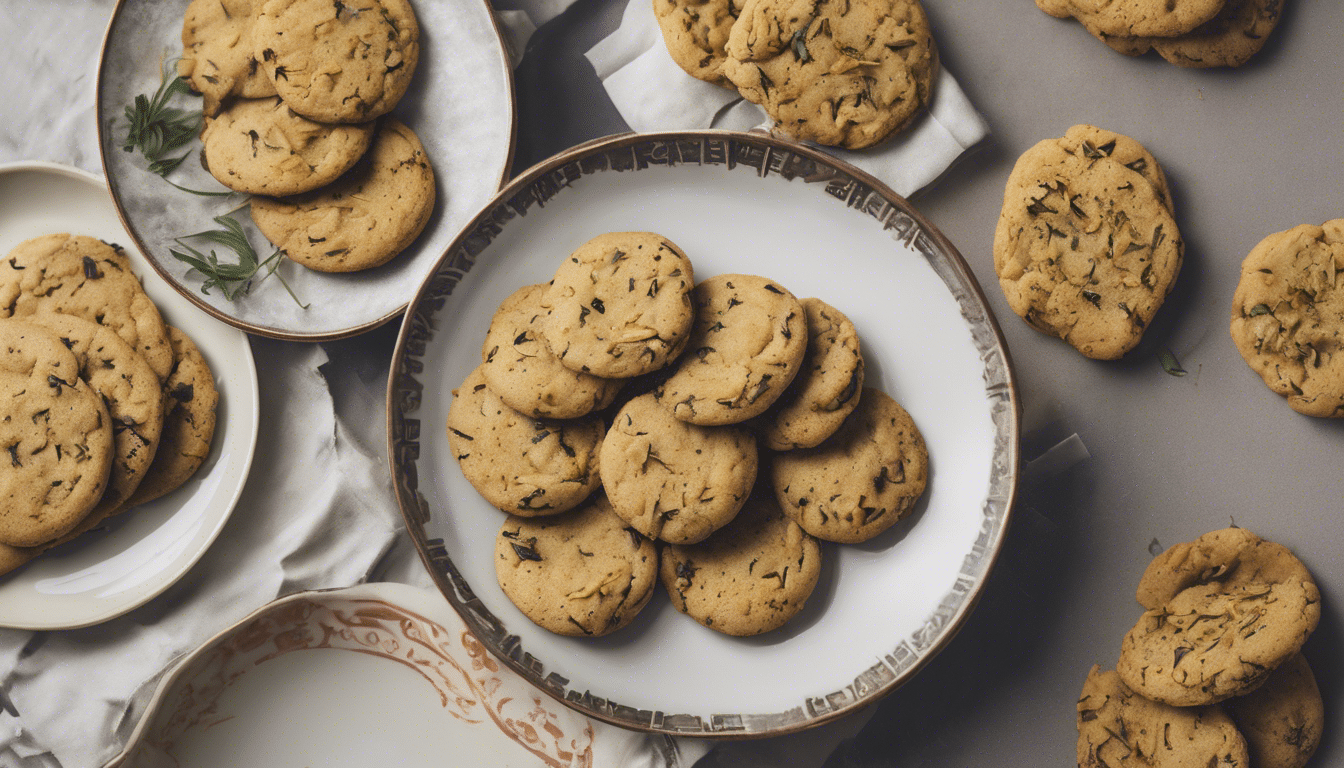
(95, 0), (516, 340)
(387, 131), (1022, 737)
(105, 582), (687, 767)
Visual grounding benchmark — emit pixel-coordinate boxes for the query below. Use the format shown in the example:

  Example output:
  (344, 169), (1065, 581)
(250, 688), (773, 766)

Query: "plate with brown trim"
(95, 0), (516, 341)
(388, 131), (1021, 738)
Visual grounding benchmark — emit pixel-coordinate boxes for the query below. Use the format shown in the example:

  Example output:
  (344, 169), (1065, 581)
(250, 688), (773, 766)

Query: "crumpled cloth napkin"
(585, 0), (990, 198)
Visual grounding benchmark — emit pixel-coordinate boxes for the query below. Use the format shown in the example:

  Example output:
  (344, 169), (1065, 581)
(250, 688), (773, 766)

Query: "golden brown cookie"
(1136, 527), (1316, 611)
(654, 0), (744, 85)
(756, 297), (864, 451)
(1060, 0), (1228, 38)
(1229, 219), (1344, 417)
(1056, 124), (1174, 212)
(179, 0), (276, 117)
(1225, 653), (1323, 768)
(1151, 0), (1283, 68)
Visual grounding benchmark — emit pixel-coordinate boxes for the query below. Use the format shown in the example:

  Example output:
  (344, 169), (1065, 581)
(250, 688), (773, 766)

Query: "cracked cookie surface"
(1151, 0), (1283, 68)
(1226, 653), (1323, 768)
(655, 0), (745, 85)
(756, 297), (864, 451)
(180, 0), (276, 117)
(1136, 527), (1316, 611)
(1060, 0), (1227, 38)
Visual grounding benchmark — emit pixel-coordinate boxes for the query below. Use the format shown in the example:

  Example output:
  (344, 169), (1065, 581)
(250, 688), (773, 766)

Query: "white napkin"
(585, 0), (990, 197)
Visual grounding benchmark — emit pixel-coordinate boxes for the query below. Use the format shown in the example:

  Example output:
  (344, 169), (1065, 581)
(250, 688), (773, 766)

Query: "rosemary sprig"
(169, 215), (308, 307)
(122, 58), (229, 197)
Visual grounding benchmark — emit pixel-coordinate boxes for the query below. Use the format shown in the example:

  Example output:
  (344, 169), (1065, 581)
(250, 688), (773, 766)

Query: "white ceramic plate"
(96, 0), (516, 340)
(107, 582), (685, 768)
(389, 132), (1021, 737)
(0, 162), (259, 631)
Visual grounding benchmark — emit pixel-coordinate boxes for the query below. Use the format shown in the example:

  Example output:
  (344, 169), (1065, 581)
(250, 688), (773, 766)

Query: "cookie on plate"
(660, 491), (822, 636)
(446, 366), (604, 517)
(1135, 527), (1317, 610)
(993, 128), (1183, 359)
(1151, 0), (1284, 68)
(600, 392), (757, 544)
(0, 235), (174, 380)
(770, 387), (926, 543)
(1226, 653), (1323, 768)
(250, 118), (435, 273)
(480, 284), (624, 419)
(253, 0), (420, 123)
(201, 97), (376, 196)
(757, 297), (865, 451)
(660, 274), (808, 426)
(0, 320), (114, 548)
(1229, 219), (1344, 417)
(180, 0), (276, 117)
(722, 0), (938, 149)
(654, 0), (744, 85)
(1077, 665), (1250, 768)
(495, 494), (659, 637)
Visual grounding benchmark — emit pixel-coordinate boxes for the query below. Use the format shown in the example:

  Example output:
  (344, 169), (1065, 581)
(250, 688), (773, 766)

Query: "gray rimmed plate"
(388, 131), (1021, 737)
(95, 0), (516, 341)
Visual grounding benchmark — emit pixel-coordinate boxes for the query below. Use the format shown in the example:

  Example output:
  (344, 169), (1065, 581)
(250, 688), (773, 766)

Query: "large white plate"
(96, 0), (516, 340)
(0, 162), (259, 631)
(388, 132), (1021, 736)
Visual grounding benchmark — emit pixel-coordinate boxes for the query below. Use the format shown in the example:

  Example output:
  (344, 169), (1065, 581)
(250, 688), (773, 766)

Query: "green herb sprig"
(170, 215), (308, 307)
(122, 59), (228, 196)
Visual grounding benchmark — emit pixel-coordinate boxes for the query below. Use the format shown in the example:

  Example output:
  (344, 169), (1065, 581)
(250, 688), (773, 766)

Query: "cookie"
(1077, 666), (1250, 768)
(1061, 0), (1227, 38)
(480, 284), (624, 419)
(660, 491), (822, 636)
(0, 320), (114, 547)
(201, 97), (376, 196)
(1136, 527), (1317, 611)
(1226, 653), (1323, 768)
(770, 387), (926, 543)
(654, 0), (744, 85)
(179, 0), (276, 117)
(541, 232), (695, 379)
(495, 494), (659, 637)
(1151, 0), (1283, 68)
(660, 274), (807, 426)
(0, 235), (173, 380)
(446, 366), (604, 517)
(253, 0), (420, 123)
(1057, 124), (1174, 212)
(993, 131), (1183, 359)
(756, 297), (864, 451)
(250, 118), (435, 273)
(722, 0), (938, 150)
(600, 392), (757, 544)
(1229, 219), (1344, 417)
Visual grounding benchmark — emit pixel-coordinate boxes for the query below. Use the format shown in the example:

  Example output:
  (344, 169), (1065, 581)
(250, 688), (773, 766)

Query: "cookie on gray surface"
(1136, 527), (1317, 611)
(1226, 653), (1323, 768)
(1058, 0), (1227, 38)
(756, 297), (864, 451)
(180, 0), (276, 116)
(495, 494), (659, 637)
(600, 392), (757, 544)
(654, 0), (744, 85)
(1056, 124), (1174, 212)
(1151, 0), (1283, 68)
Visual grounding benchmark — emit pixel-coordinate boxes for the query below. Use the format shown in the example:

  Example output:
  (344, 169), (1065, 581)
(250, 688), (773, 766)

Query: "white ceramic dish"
(96, 0), (516, 340)
(106, 582), (685, 768)
(0, 162), (259, 631)
(388, 132), (1021, 737)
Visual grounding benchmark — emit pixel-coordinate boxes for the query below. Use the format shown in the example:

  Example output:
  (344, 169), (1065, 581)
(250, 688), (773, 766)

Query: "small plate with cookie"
(95, 0), (516, 341)
(0, 161), (259, 630)
(388, 131), (1022, 738)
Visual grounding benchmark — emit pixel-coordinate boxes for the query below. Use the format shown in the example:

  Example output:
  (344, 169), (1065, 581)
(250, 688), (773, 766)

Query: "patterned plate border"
(386, 130), (1021, 737)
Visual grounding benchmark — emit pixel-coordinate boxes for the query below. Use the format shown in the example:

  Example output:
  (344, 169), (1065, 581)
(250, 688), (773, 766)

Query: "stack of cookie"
(180, 0), (435, 273)
(0, 234), (219, 577)
(1037, 0), (1284, 68)
(1078, 528), (1323, 768)
(448, 231), (929, 638)
(655, 0), (939, 150)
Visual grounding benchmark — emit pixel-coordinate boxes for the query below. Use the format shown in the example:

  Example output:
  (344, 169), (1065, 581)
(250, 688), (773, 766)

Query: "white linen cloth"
(585, 0), (990, 197)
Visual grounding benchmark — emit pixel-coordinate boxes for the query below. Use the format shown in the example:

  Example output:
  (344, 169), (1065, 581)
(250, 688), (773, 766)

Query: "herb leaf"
(1158, 349), (1187, 377)
(170, 215), (308, 307)
(122, 57), (230, 197)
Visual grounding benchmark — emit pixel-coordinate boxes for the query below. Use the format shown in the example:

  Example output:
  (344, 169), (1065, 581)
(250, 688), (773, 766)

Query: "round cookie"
(770, 387), (927, 543)
(0, 235), (173, 380)
(253, 0), (420, 123)
(1152, 0), (1283, 68)
(446, 366), (604, 517)
(495, 494), (659, 637)
(1077, 665), (1250, 768)
(660, 491), (822, 636)
(722, 0), (938, 150)
(994, 134), (1184, 359)
(600, 392), (757, 544)
(250, 118), (435, 273)
(1226, 653), (1323, 768)
(480, 284), (624, 419)
(201, 97), (375, 196)
(541, 232), (695, 379)
(1136, 527), (1317, 611)
(757, 297), (865, 451)
(0, 320), (114, 547)
(1061, 0), (1227, 38)
(180, 0), (276, 117)
(660, 274), (808, 426)
(1229, 220), (1344, 417)
(654, 0), (744, 85)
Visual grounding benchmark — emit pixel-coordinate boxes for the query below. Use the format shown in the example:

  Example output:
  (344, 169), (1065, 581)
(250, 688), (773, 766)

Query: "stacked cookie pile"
(179, 0), (435, 273)
(0, 234), (219, 577)
(654, 0), (939, 150)
(1078, 528), (1323, 768)
(1036, 0), (1283, 68)
(446, 231), (928, 638)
